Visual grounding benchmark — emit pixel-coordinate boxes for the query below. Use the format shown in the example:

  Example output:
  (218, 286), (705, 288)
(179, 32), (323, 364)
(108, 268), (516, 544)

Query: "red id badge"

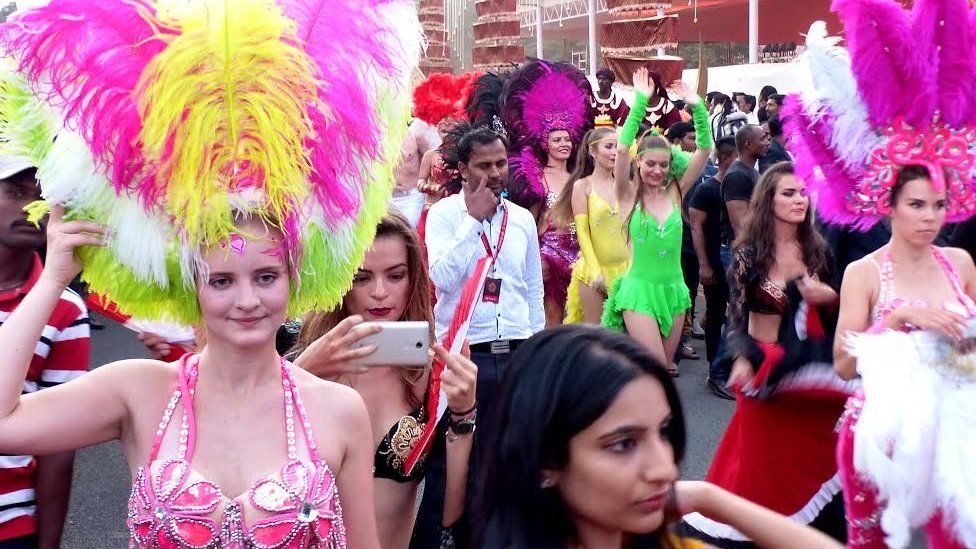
(482, 277), (502, 303)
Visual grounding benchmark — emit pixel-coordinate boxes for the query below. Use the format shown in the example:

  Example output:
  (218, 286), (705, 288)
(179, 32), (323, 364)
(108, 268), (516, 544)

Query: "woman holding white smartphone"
(291, 212), (478, 549)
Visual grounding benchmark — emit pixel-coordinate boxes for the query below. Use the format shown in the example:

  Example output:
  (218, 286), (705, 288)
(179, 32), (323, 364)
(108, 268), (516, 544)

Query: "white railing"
(518, 0), (609, 27)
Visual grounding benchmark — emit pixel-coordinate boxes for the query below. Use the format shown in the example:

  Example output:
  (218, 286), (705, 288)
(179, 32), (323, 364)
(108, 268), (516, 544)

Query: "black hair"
(768, 93), (786, 107)
(475, 325), (687, 549)
(715, 136), (737, 162)
(712, 92), (733, 112)
(456, 125), (509, 165)
(743, 94), (757, 111)
(767, 114), (783, 138)
(759, 85), (778, 101)
(673, 99), (686, 111)
(0, 168), (37, 184)
(890, 165), (934, 206)
(664, 121), (694, 142)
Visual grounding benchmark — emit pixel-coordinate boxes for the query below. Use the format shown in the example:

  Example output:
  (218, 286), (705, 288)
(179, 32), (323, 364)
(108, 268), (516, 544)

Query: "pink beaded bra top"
(871, 246), (976, 327)
(127, 354), (346, 548)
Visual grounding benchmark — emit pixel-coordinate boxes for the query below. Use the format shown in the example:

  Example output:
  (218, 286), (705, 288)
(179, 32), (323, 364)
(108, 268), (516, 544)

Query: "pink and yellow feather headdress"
(785, 0), (976, 230)
(0, 0), (422, 323)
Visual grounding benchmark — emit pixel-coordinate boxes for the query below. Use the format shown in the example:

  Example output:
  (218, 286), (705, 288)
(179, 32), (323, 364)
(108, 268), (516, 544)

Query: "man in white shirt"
(425, 125), (544, 423)
(414, 126), (543, 543)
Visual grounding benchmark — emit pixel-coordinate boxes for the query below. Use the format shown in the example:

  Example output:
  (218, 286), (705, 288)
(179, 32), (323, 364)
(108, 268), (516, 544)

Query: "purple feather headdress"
(786, 0), (976, 230)
(501, 59), (594, 208)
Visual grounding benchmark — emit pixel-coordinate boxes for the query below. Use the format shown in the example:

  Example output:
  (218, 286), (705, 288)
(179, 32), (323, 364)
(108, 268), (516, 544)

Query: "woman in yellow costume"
(552, 126), (630, 324)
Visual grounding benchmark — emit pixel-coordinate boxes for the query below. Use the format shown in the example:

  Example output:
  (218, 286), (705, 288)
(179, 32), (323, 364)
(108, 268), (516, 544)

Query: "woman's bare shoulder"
(91, 358), (177, 382)
(289, 366), (368, 421)
(940, 246), (976, 272)
(844, 253), (881, 281)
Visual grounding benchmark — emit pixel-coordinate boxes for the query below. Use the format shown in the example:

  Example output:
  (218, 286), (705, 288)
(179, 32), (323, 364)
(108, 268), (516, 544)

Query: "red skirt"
(690, 342), (847, 540)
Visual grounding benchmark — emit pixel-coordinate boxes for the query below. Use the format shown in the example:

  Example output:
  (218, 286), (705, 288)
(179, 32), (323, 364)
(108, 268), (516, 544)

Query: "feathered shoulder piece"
(0, 0), (422, 323)
(785, 0), (976, 230)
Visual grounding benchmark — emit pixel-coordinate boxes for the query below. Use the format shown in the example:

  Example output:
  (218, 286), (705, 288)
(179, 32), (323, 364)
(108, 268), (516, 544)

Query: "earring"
(540, 476), (556, 489)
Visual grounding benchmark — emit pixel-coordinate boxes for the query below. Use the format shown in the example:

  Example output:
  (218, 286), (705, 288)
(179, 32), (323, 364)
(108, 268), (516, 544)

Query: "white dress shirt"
(425, 192), (545, 344)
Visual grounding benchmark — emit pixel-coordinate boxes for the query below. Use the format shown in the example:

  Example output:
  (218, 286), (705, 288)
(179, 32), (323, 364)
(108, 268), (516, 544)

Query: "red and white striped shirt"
(0, 254), (90, 540)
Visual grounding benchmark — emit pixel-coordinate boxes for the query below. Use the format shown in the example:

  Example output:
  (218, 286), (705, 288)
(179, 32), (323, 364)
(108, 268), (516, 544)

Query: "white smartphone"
(349, 321), (431, 367)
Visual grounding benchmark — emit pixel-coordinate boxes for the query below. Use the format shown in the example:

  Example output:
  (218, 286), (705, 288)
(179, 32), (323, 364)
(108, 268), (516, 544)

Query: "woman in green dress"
(603, 68), (713, 374)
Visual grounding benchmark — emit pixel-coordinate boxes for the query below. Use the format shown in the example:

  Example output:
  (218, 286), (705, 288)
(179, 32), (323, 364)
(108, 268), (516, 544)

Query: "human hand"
(631, 67), (654, 100)
(293, 315), (383, 378)
(464, 175), (499, 222)
(138, 332), (173, 361)
(436, 343), (478, 415)
(796, 275), (836, 306)
(668, 80), (699, 105)
(40, 205), (110, 287)
(889, 305), (967, 342)
(727, 356), (753, 393)
(699, 265), (716, 286)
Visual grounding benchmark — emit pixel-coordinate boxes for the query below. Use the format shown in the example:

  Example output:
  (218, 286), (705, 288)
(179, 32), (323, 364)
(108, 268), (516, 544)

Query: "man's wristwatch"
(447, 412), (476, 442)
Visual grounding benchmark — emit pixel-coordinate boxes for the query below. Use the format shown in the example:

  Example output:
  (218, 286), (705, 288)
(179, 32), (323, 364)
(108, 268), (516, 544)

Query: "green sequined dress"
(602, 205), (691, 336)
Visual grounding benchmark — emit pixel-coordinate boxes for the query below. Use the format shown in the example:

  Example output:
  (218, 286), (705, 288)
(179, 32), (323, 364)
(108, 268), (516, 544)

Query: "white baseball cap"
(0, 154), (35, 180)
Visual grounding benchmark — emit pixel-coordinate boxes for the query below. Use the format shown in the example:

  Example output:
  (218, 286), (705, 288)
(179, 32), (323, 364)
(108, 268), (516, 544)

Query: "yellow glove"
(575, 213), (602, 284)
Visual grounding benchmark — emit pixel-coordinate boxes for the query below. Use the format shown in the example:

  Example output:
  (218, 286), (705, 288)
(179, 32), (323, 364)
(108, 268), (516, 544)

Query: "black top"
(721, 245), (837, 398)
(721, 160), (759, 244)
(374, 405), (430, 483)
(950, 216), (976, 263)
(758, 140), (791, 173)
(689, 176), (728, 270)
(818, 218), (891, 288)
(681, 162), (718, 251)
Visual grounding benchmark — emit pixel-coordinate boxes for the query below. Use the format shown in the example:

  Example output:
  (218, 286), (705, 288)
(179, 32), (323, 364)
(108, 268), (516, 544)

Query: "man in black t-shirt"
(722, 124), (768, 264)
(690, 137), (738, 399)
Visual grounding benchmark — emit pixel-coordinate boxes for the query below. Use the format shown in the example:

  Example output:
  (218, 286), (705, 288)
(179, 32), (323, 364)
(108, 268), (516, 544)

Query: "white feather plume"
(37, 129), (173, 287)
(848, 327), (976, 547)
(798, 21), (880, 172)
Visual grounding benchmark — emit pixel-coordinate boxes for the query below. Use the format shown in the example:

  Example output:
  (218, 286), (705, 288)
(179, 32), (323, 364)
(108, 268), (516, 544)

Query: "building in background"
(472, 0), (524, 71)
(419, 0), (452, 74)
(442, 0), (837, 75)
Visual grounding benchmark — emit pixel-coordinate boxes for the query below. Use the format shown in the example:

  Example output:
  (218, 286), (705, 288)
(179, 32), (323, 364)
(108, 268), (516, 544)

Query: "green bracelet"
(690, 99), (712, 150)
(620, 91), (649, 146)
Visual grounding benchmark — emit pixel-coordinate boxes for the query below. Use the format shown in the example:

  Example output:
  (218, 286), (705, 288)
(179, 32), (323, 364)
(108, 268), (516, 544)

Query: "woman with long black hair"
(475, 324), (844, 549)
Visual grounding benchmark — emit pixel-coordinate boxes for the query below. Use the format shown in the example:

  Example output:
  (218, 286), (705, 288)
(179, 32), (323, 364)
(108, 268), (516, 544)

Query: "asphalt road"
(61, 313), (735, 547)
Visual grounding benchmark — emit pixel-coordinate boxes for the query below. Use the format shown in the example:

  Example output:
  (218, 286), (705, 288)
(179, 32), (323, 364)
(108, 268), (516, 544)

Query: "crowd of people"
(0, 0), (974, 548)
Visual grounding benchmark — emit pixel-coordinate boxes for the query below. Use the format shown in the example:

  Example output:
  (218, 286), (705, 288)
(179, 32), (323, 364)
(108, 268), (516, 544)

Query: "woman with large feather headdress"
(501, 59), (595, 327)
(776, 0), (976, 547)
(0, 0), (422, 546)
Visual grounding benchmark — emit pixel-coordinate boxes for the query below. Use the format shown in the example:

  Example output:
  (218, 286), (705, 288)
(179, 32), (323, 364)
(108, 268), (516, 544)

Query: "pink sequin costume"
(128, 355), (345, 548)
(837, 247), (975, 548)
(539, 192), (581, 308)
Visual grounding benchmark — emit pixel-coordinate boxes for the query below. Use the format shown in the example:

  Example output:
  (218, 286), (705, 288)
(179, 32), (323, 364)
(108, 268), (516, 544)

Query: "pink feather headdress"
(785, 0), (976, 230)
(0, 0), (422, 323)
(502, 59), (594, 208)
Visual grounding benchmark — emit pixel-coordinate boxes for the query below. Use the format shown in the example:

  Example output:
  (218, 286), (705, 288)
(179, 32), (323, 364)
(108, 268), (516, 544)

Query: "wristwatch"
(447, 412), (476, 442)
